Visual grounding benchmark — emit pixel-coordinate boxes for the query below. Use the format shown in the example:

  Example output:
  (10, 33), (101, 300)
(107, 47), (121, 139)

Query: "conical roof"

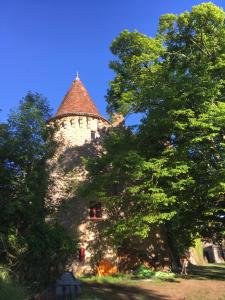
(55, 76), (102, 119)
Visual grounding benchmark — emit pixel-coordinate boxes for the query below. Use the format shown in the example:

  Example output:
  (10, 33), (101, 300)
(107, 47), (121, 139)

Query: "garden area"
(79, 264), (225, 300)
(1, 263), (225, 299)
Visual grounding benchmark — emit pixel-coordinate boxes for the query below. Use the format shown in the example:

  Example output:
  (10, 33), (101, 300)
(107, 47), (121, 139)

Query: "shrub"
(0, 266), (28, 300)
(154, 271), (175, 280)
(136, 265), (175, 280)
(136, 265), (155, 278)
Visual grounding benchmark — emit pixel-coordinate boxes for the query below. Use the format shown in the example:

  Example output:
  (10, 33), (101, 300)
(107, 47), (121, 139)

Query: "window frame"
(91, 130), (96, 141)
(89, 202), (102, 220)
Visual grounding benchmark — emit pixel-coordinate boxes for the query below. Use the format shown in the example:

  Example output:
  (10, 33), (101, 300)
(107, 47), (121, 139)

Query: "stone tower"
(47, 74), (171, 274)
(47, 75), (111, 274)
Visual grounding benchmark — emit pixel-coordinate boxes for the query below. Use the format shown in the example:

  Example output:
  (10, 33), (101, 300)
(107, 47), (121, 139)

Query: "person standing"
(180, 256), (189, 275)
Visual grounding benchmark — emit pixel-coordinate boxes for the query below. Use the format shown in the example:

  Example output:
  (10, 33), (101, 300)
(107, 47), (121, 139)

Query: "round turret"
(49, 76), (110, 147)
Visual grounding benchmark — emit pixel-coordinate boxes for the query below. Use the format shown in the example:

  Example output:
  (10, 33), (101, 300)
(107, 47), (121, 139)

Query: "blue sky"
(0, 0), (224, 123)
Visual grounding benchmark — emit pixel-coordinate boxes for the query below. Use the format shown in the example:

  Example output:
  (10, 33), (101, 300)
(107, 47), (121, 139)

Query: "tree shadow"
(79, 281), (169, 300)
(177, 263), (225, 281)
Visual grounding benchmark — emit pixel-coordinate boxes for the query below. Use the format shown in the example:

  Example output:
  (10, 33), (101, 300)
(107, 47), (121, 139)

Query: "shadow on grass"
(176, 263), (225, 281)
(79, 281), (169, 300)
(77, 265), (225, 299)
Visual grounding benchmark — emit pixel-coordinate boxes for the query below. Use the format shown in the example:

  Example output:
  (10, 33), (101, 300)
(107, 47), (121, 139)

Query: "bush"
(1, 222), (76, 289)
(154, 271), (175, 280)
(21, 222), (76, 287)
(136, 265), (155, 278)
(0, 266), (28, 300)
(136, 265), (175, 280)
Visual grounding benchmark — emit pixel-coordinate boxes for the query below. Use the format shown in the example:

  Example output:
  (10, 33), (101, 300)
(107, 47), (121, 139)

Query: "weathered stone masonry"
(47, 76), (111, 274)
(47, 75), (170, 274)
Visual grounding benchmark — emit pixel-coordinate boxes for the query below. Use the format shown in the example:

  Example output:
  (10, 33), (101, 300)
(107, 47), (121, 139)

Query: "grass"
(78, 271), (176, 300)
(78, 264), (225, 300)
(81, 273), (134, 285)
(78, 281), (163, 300)
(81, 271), (176, 285)
(178, 263), (225, 281)
(1, 263), (224, 300)
(187, 296), (225, 300)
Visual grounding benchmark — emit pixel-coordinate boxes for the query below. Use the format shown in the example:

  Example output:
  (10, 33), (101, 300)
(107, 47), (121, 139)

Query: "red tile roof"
(55, 77), (102, 118)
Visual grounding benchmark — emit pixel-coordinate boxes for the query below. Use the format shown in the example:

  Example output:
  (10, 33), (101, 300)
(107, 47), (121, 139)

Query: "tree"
(84, 3), (225, 262)
(0, 92), (74, 287)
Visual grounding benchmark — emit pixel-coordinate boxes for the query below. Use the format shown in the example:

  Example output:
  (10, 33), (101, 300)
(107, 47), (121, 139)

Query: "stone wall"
(47, 115), (110, 205)
(46, 114), (111, 274)
(47, 113), (171, 274)
(53, 115), (108, 147)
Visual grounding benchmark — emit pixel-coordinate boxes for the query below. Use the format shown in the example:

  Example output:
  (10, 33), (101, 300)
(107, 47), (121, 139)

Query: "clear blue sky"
(0, 0), (224, 123)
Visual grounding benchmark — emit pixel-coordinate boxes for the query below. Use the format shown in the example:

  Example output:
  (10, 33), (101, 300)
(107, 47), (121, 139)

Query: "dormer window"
(89, 202), (102, 220)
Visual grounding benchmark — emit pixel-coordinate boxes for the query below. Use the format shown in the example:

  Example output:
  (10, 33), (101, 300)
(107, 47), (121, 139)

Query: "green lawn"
(78, 282), (163, 300)
(180, 263), (225, 281)
(78, 273), (173, 300)
(78, 264), (225, 300)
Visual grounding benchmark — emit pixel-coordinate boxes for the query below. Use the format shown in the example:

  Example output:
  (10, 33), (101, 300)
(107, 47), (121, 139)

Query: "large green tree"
(1, 93), (52, 230)
(84, 2), (225, 261)
(0, 93), (74, 287)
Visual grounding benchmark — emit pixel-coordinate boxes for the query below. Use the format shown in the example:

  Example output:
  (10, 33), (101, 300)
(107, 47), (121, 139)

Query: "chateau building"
(47, 74), (169, 274)
(47, 74), (114, 274)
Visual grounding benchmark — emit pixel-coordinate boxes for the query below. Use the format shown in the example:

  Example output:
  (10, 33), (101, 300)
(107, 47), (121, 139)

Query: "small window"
(78, 117), (83, 127)
(90, 202), (102, 220)
(91, 131), (96, 140)
(87, 117), (91, 128)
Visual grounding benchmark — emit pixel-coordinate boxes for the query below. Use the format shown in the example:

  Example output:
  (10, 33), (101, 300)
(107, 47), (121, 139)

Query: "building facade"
(47, 75), (115, 274)
(47, 75), (170, 274)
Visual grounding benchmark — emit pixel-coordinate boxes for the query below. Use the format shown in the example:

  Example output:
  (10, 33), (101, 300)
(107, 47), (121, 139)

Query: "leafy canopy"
(84, 3), (225, 254)
(0, 92), (74, 287)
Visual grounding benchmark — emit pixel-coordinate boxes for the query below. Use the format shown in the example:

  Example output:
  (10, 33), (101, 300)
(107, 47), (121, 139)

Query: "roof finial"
(76, 71), (80, 80)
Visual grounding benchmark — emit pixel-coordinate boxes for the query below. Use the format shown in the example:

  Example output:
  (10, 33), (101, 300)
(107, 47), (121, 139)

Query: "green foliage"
(190, 238), (205, 265)
(81, 269), (175, 283)
(84, 2), (225, 263)
(154, 271), (175, 280)
(0, 266), (28, 300)
(1, 223), (75, 286)
(0, 92), (75, 288)
(0, 92), (52, 231)
(194, 239), (204, 258)
(83, 128), (180, 245)
(136, 265), (155, 278)
(135, 265), (175, 280)
(81, 273), (133, 284)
